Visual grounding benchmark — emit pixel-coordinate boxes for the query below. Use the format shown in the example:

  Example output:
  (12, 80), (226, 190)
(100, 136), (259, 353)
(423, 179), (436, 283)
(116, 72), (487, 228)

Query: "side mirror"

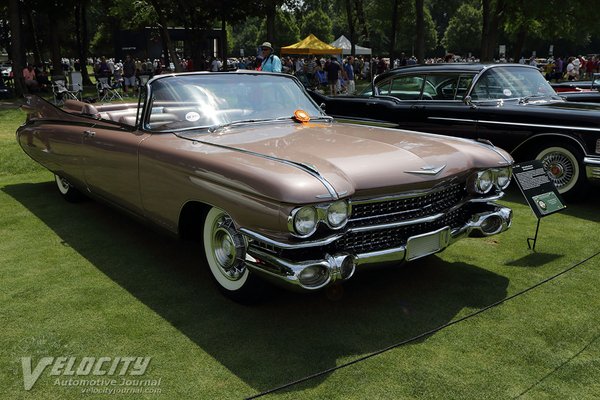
(463, 95), (477, 109)
(319, 102), (326, 111)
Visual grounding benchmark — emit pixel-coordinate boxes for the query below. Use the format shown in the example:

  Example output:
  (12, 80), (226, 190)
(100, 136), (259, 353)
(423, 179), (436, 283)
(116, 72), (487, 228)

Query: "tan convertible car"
(17, 71), (513, 300)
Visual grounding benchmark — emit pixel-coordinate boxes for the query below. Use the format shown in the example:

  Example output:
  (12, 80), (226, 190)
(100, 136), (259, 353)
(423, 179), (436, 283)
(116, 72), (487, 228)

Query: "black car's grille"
(350, 184), (464, 228)
(329, 205), (471, 254)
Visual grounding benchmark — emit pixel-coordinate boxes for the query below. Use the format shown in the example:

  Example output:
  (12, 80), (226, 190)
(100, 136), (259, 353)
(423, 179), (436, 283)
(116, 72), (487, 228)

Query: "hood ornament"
(405, 164), (446, 175)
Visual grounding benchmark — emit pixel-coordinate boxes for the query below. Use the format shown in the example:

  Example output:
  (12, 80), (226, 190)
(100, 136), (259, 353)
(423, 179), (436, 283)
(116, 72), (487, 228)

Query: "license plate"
(406, 227), (450, 261)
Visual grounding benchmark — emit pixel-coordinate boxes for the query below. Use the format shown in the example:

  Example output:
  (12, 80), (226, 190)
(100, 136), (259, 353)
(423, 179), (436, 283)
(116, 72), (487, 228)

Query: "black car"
(309, 63), (600, 198)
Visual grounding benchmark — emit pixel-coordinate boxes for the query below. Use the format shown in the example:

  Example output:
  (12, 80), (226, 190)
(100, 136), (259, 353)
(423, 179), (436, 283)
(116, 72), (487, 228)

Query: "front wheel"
(534, 144), (586, 199)
(55, 174), (85, 202)
(202, 207), (264, 302)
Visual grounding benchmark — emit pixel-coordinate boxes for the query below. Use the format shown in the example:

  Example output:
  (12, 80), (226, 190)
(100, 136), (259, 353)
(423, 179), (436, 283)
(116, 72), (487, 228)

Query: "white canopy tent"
(330, 35), (372, 56)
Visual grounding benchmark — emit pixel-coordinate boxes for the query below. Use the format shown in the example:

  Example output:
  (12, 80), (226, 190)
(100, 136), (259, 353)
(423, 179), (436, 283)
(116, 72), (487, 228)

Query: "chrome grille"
(350, 184), (464, 228)
(331, 206), (470, 254)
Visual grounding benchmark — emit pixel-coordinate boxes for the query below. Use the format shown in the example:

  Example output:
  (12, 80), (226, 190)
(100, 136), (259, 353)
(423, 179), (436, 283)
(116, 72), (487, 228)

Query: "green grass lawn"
(1, 106), (599, 399)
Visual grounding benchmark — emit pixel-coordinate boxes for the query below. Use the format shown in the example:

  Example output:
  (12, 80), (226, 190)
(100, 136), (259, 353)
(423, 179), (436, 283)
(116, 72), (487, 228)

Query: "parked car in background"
(551, 73), (600, 93)
(1, 63), (12, 78)
(17, 71), (513, 301)
(309, 63), (600, 198)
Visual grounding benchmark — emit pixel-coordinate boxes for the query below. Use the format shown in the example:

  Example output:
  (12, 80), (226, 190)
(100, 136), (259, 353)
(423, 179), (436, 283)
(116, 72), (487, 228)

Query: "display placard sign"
(513, 160), (566, 219)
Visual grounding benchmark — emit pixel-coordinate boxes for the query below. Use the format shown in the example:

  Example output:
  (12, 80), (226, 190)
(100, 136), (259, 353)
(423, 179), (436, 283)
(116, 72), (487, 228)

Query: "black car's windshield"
(470, 66), (560, 101)
(146, 73), (324, 132)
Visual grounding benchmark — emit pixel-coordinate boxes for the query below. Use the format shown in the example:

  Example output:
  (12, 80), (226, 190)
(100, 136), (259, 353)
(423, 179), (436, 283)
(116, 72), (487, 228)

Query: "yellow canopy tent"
(280, 34), (342, 55)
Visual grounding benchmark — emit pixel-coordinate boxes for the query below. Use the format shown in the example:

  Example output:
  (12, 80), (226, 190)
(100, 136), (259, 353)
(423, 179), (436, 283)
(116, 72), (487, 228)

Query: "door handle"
(83, 130), (96, 138)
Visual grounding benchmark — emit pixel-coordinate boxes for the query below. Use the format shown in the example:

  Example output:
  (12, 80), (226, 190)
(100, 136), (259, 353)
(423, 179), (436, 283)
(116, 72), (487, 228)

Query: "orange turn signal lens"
(293, 109), (311, 123)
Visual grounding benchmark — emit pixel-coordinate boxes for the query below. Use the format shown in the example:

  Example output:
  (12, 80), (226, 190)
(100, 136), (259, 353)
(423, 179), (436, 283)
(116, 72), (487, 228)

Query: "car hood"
(190, 121), (511, 199)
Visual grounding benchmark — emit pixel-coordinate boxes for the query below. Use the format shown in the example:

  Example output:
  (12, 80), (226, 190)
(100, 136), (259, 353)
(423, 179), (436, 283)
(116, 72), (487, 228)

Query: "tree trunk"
(480, 0), (491, 61)
(480, 0), (506, 62)
(49, 11), (62, 75)
(345, 0), (355, 56)
(221, 15), (228, 71)
(389, 0), (399, 61)
(354, 0), (370, 47)
(415, 0), (425, 63)
(266, 1), (276, 44)
(79, 0), (93, 85)
(24, 5), (41, 66)
(8, 0), (25, 96)
(486, 0), (506, 61)
(149, 0), (182, 72)
(513, 25), (527, 62)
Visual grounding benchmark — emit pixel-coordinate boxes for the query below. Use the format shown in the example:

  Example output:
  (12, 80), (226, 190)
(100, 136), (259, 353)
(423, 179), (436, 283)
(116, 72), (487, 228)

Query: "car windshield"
(146, 73), (324, 132)
(470, 66), (558, 101)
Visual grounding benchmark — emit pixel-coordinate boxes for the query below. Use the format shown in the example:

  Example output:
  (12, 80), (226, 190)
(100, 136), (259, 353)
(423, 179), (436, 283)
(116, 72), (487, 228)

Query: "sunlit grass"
(1, 104), (599, 399)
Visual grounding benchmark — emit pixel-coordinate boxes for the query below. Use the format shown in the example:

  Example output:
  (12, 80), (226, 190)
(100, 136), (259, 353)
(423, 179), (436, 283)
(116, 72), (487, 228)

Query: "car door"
(407, 73), (479, 139)
(82, 120), (150, 214)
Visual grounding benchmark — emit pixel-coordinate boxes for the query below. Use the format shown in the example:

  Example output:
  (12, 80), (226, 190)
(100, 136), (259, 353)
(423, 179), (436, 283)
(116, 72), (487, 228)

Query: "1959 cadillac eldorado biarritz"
(17, 71), (513, 301)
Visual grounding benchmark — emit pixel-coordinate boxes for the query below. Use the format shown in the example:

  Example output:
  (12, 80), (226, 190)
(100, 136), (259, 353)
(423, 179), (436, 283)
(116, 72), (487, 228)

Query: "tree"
(479, 0), (506, 61)
(415, 0), (424, 63)
(443, 3), (482, 57)
(8, 0), (25, 96)
(300, 9), (333, 43)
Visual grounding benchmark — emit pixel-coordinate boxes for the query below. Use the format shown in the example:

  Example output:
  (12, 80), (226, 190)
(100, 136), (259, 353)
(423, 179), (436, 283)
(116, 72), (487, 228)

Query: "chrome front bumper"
(242, 204), (512, 291)
(584, 156), (600, 181)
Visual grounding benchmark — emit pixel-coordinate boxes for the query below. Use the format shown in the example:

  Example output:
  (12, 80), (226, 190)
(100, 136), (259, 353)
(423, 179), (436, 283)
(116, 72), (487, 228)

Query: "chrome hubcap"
(541, 152), (574, 188)
(211, 216), (245, 281)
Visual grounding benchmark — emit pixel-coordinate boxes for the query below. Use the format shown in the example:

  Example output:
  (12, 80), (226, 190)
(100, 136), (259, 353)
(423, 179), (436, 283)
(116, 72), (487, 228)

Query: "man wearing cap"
(259, 42), (282, 73)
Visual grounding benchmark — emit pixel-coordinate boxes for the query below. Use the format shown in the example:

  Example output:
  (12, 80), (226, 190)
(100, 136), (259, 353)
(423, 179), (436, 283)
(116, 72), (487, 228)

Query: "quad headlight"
(474, 170), (494, 194)
(289, 200), (351, 237)
(326, 200), (349, 228)
(292, 206), (318, 237)
(468, 167), (512, 195)
(493, 167), (512, 190)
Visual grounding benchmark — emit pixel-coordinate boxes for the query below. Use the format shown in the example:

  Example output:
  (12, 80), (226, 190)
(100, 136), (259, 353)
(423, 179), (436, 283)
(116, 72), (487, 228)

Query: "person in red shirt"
(22, 64), (38, 92)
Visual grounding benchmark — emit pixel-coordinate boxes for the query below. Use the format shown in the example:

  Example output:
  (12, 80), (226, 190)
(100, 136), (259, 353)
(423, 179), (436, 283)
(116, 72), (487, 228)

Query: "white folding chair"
(52, 76), (79, 105)
(97, 77), (123, 102)
(68, 71), (83, 100)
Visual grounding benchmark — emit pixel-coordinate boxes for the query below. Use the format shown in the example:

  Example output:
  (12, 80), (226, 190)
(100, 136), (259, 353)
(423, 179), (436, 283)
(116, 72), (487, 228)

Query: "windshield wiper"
(209, 115), (332, 132)
(518, 94), (550, 104)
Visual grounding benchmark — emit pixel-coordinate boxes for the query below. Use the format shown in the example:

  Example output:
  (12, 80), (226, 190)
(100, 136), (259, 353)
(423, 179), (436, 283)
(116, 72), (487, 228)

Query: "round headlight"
(495, 167), (512, 190)
(293, 206), (318, 236)
(476, 170), (494, 193)
(326, 200), (349, 228)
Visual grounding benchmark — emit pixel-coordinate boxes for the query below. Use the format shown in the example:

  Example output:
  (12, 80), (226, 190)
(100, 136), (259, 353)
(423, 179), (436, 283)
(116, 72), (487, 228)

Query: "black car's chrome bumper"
(584, 156), (600, 181)
(242, 203), (512, 291)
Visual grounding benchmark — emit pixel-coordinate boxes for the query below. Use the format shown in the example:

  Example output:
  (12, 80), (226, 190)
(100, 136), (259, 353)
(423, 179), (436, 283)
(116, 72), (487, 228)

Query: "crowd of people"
(4, 48), (599, 98)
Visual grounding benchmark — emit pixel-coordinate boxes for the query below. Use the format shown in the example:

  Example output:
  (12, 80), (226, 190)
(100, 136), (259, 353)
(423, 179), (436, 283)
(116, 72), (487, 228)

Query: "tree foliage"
(4, 0), (600, 84)
(442, 3), (482, 56)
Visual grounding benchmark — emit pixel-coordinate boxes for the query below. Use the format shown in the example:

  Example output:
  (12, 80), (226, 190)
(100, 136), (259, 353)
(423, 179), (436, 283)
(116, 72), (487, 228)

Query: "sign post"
(513, 160), (567, 251)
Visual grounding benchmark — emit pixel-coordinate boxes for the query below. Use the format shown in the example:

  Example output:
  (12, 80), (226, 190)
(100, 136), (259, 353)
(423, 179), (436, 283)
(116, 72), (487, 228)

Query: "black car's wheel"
(202, 206), (264, 302)
(534, 144), (586, 198)
(54, 174), (85, 202)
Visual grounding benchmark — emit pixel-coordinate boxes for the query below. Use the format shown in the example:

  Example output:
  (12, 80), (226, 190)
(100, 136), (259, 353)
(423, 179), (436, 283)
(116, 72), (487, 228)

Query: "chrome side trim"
(176, 137), (340, 200)
(240, 228), (344, 249)
(428, 116), (600, 133)
(349, 193), (504, 233)
(350, 212), (445, 233)
(584, 156), (600, 165)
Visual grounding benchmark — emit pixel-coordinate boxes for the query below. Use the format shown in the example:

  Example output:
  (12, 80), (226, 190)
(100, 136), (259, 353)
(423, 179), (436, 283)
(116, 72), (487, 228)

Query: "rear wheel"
(202, 207), (264, 302)
(54, 174), (85, 202)
(534, 144), (586, 199)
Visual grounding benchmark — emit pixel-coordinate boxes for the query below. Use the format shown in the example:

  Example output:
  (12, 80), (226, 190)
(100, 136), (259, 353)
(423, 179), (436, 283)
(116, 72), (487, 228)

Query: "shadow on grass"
(502, 184), (600, 222)
(505, 252), (563, 267)
(4, 181), (509, 395)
